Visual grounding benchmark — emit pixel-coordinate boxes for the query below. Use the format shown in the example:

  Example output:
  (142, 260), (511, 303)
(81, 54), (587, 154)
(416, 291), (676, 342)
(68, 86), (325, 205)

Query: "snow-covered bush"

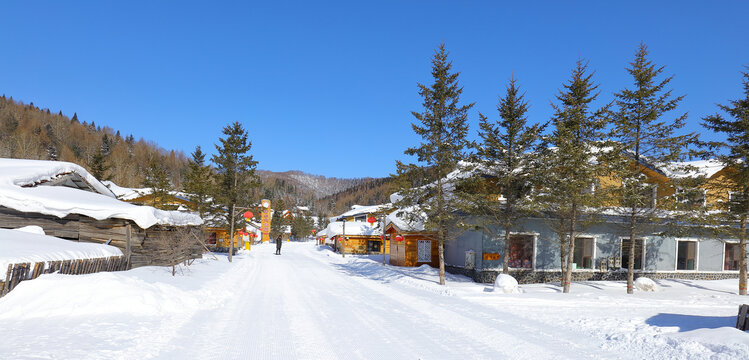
(634, 277), (657, 292)
(493, 274), (520, 294)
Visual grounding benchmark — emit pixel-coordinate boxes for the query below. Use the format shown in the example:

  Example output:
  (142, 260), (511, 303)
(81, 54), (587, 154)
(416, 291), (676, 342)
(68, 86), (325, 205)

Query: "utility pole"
(342, 220), (346, 258)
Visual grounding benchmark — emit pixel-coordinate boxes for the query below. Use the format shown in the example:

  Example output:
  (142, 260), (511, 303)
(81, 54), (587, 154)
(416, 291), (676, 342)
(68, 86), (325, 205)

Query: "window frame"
(674, 238), (699, 271)
(573, 236), (597, 270)
(506, 232), (537, 270)
(620, 237), (646, 271)
(723, 240), (741, 272)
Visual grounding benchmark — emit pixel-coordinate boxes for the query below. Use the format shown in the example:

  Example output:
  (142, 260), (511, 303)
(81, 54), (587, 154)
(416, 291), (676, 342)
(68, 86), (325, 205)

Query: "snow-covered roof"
(334, 204), (391, 220)
(0, 226), (123, 271)
(322, 221), (381, 237)
(386, 207), (426, 232)
(0, 158), (202, 229)
(663, 160), (725, 179)
(103, 181), (191, 202)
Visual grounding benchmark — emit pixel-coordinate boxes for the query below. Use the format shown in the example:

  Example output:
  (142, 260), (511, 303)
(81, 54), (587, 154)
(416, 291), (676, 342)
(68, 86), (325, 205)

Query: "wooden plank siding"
(386, 225), (439, 268)
(0, 206), (202, 269)
(334, 235), (385, 254)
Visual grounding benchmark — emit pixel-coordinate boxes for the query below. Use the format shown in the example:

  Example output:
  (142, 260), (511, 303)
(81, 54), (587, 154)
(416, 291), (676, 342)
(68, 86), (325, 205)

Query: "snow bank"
(0, 158), (202, 228)
(635, 277), (658, 292)
(0, 228), (122, 271)
(493, 274), (520, 294)
(0, 272), (200, 318)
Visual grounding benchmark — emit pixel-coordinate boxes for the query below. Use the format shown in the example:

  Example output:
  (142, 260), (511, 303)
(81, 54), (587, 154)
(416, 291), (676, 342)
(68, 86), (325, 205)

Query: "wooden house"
(321, 221), (386, 254)
(0, 159), (204, 268)
(385, 211), (438, 268)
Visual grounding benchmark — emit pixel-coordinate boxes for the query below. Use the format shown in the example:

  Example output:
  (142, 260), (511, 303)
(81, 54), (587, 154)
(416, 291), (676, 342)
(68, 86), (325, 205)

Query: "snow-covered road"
(160, 242), (611, 359)
(1, 241), (748, 359)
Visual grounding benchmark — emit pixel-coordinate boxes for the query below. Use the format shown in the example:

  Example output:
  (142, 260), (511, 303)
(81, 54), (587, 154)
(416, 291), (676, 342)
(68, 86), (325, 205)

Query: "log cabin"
(0, 158), (204, 268)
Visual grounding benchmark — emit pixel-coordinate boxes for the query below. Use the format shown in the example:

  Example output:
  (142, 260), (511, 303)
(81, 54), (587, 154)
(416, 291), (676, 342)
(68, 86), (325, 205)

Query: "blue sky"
(1, 1), (747, 178)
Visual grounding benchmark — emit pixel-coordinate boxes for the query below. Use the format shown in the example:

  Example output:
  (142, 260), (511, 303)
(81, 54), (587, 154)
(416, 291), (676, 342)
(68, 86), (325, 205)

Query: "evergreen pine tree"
(183, 145), (214, 219)
(610, 43), (696, 294)
(88, 149), (112, 181)
(142, 159), (172, 209)
(394, 43), (473, 285)
(270, 199), (287, 240)
(71, 112), (79, 123)
(701, 68), (749, 295)
(211, 122), (259, 261)
(465, 76), (545, 274)
(538, 58), (610, 293)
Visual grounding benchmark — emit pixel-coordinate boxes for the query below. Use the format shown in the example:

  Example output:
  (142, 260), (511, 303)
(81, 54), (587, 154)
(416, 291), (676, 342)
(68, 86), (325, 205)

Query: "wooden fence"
(0, 256), (127, 298)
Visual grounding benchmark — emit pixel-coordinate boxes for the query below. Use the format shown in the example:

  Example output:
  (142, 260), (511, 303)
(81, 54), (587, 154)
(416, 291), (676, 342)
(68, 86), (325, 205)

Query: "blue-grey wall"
(445, 215), (741, 273)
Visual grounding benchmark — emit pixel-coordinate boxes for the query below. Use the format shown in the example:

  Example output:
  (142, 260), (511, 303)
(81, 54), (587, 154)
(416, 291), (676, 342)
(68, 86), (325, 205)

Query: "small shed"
(385, 208), (439, 268)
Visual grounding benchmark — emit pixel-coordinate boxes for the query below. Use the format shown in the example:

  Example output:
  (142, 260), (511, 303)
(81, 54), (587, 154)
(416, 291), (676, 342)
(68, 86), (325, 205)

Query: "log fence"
(0, 256), (127, 298)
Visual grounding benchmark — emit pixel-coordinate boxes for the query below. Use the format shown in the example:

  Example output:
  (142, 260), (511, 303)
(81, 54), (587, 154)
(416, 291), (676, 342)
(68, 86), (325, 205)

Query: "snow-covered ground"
(0, 241), (747, 359)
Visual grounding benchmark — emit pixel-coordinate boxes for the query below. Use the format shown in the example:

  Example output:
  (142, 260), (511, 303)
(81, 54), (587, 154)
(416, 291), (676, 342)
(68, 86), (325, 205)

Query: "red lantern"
(395, 234), (404, 242)
(243, 211), (253, 219)
(367, 216), (377, 225)
(380, 235), (385, 241)
(312, 229), (316, 234)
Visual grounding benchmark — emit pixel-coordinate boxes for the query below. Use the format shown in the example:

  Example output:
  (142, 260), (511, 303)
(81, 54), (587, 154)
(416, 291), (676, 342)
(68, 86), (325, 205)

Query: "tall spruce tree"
(88, 149), (112, 181)
(539, 58), (610, 293)
(701, 68), (749, 295)
(142, 159), (172, 209)
(610, 43), (695, 294)
(211, 122), (259, 262)
(394, 43), (473, 285)
(183, 145), (214, 219)
(270, 198), (287, 240)
(466, 77), (544, 274)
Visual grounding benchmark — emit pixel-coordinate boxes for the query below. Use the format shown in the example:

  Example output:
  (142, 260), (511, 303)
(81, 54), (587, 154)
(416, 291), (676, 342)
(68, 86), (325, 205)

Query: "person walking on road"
(275, 235), (282, 255)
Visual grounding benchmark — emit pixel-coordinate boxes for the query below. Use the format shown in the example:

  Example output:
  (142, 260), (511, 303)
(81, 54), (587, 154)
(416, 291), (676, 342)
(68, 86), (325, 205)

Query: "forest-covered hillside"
(0, 96), (188, 188)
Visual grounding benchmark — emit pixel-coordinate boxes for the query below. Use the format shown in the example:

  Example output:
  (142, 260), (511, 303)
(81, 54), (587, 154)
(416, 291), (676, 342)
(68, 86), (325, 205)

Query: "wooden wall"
(0, 207), (203, 269)
(387, 229), (439, 268)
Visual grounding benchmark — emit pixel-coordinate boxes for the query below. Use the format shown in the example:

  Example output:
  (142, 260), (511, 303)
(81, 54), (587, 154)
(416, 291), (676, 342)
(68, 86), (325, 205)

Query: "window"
(417, 240), (431, 262)
(574, 237), (595, 269)
(676, 240), (697, 270)
(725, 243), (740, 271)
(621, 238), (644, 270)
(507, 235), (534, 269)
(367, 240), (381, 253)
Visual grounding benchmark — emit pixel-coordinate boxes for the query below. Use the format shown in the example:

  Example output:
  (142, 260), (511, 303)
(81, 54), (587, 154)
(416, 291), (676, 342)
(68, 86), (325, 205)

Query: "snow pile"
(0, 228), (122, 271)
(493, 274), (520, 294)
(0, 158), (202, 228)
(635, 277), (658, 292)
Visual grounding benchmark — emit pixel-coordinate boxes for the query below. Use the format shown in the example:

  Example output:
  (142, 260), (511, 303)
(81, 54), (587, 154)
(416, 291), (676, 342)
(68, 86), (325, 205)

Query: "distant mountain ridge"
(256, 169), (374, 203)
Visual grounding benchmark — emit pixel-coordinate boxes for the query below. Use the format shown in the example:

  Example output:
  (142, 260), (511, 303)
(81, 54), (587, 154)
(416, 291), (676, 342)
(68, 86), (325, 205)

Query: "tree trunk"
(229, 203), (235, 263)
(740, 214), (747, 295)
(627, 212), (637, 295)
(438, 237), (446, 286)
(563, 206), (576, 293)
(502, 223), (510, 274)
